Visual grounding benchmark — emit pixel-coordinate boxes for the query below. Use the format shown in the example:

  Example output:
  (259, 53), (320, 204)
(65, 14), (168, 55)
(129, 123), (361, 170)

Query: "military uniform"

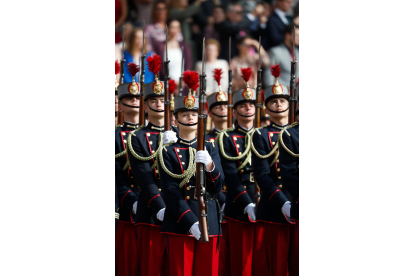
(159, 94), (224, 276)
(126, 80), (177, 276)
(250, 77), (297, 276)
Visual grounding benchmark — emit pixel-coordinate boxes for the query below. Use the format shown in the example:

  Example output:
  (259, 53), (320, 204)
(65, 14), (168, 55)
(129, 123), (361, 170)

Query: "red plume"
(168, 79), (176, 94)
(213, 68), (223, 85)
(115, 61), (120, 75)
(183, 71), (199, 90)
(270, 64), (281, 78)
(193, 83), (199, 93)
(127, 62), (140, 77)
(146, 54), (162, 76)
(240, 67), (253, 82)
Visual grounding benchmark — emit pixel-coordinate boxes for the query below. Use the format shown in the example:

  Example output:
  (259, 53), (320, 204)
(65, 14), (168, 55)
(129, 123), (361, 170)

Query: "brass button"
(182, 162), (185, 165)
(270, 133), (273, 137)
(277, 168), (280, 172)
(276, 159), (279, 163)
(240, 169), (244, 173)
(186, 187), (190, 190)
(210, 198), (213, 201)
(152, 150), (155, 153)
(130, 185), (134, 188)
(183, 170), (186, 173)
(244, 185), (246, 189)
(236, 144), (240, 148)
(123, 140), (127, 143)
(238, 152), (241, 155)
(272, 141), (276, 145)
(147, 133), (150, 136)
(278, 176), (281, 179)
(158, 188), (162, 192)
(278, 184), (283, 188)
(122, 132), (126, 136)
(186, 196), (190, 200)
(234, 137), (237, 141)
(131, 176), (133, 178)
(150, 141), (153, 145)
(179, 155), (182, 158)
(176, 149), (180, 152)
(223, 185), (227, 190)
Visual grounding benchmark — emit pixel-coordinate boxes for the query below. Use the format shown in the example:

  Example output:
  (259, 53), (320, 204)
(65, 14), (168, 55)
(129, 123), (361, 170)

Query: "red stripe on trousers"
(115, 222), (139, 276)
(136, 224), (168, 276)
(264, 222), (290, 276)
(227, 219), (255, 276)
(218, 222), (230, 276)
(288, 221), (299, 276)
(167, 234), (219, 276)
(252, 222), (268, 276)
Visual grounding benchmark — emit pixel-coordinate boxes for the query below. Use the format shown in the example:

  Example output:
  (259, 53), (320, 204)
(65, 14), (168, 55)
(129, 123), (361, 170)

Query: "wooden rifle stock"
(139, 20), (146, 126)
(289, 27), (297, 124)
(164, 25), (170, 131)
(254, 37), (262, 209)
(227, 37), (233, 128)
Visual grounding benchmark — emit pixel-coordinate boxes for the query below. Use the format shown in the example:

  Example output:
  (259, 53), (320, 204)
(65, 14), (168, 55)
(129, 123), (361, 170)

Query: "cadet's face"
(178, 111), (198, 130)
(145, 96), (164, 118)
(119, 96), (140, 113)
(266, 98), (289, 118)
(211, 104), (227, 121)
(234, 101), (255, 123)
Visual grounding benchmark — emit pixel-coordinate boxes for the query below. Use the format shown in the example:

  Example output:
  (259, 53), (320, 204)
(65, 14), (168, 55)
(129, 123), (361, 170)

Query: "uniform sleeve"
(159, 149), (198, 232)
(219, 135), (253, 211)
(116, 138), (138, 210)
(279, 131), (299, 198)
(205, 143), (223, 194)
(251, 131), (288, 210)
(128, 133), (166, 216)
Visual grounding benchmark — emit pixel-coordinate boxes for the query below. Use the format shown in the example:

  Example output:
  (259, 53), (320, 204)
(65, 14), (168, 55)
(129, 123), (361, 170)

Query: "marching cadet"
(158, 71), (224, 276)
(278, 122), (299, 276)
(115, 63), (141, 276)
(126, 54), (175, 276)
(250, 64), (297, 276)
(205, 68), (230, 276)
(216, 67), (257, 276)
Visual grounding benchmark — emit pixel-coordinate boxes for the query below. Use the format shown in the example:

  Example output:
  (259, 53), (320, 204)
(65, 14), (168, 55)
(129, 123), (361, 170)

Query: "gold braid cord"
(277, 123), (299, 158)
(250, 128), (279, 159)
(126, 126), (161, 162)
(157, 137), (197, 189)
(217, 128), (252, 172)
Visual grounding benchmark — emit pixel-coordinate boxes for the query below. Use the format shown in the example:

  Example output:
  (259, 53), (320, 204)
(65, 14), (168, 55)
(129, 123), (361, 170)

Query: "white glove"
(281, 201), (291, 217)
(156, 208), (165, 221)
(221, 203), (226, 212)
(132, 201), (138, 214)
(163, 130), (177, 145)
(195, 150), (213, 167)
(244, 203), (256, 221)
(189, 222), (201, 240)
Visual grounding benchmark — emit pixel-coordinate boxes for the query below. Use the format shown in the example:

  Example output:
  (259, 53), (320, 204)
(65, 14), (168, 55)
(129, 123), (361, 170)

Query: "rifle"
(178, 46), (184, 96)
(254, 37), (262, 209)
(196, 38), (209, 243)
(139, 20), (146, 126)
(227, 37), (233, 128)
(289, 26), (297, 124)
(164, 25), (171, 131)
(118, 26), (126, 125)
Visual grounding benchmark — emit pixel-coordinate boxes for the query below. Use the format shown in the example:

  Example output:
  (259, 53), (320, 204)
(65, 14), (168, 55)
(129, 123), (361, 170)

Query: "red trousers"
(166, 234), (219, 276)
(288, 221), (299, 276)
(137, 224), (168, 276)
(227, 219), (255, 276)
(218, 222), (230, 276)
(263, 222), (291, 276)
(252, 222), (268, 276)
(115, 221), (139, 276)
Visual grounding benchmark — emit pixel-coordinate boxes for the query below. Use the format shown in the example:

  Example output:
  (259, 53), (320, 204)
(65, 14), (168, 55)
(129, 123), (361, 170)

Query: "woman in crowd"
(123, 28), (155, 84)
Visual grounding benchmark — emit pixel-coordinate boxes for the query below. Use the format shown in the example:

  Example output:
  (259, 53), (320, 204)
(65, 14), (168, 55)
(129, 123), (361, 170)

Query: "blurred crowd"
(115, 0), (299, 125)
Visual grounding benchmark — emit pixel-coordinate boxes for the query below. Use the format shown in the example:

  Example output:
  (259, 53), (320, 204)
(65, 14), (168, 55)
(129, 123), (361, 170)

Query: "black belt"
(182, 186), (218, 201)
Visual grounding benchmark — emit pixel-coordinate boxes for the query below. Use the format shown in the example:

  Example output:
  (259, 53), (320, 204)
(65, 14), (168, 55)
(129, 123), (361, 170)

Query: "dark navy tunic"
(251, 122), (295, 225)
(159, 137), (224, 237)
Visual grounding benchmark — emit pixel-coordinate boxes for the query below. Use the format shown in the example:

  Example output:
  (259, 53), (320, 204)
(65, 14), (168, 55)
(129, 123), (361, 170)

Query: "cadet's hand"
(132, 201), (138, 214)
(189, 222), (201, 240)
(244, 203), (256, 221)
(163, 130), (178, 145)
(156, 208), (165, 221)
(195, 150), (213, 169)
(281, 201), (291, 217)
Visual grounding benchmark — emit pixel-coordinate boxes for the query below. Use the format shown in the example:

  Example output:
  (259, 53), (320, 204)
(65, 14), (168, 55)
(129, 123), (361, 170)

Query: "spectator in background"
(123, 28), (156, 83)
(126, 0), (153, 26)
(169, 0), (206, 45)
(293, 2), (299, 26)
(245, 1), (268, 40)
(263, 24), (299, 87)
(260, 0), (293, 50)
(204, 5), (224, 41)
(115, 0), (128, 43)
(145, 1), (184, 53)
(195, 38), (229, 95)
(153, 19), (192, 87)
(215, 3), (251, 60)
(231, 35), (270, 91)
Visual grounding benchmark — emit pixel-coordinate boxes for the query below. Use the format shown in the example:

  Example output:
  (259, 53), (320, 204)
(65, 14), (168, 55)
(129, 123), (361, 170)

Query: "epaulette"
(115, 124), (123, 130)
(205, 140), (215, 148)
(254, 126), (265, 135)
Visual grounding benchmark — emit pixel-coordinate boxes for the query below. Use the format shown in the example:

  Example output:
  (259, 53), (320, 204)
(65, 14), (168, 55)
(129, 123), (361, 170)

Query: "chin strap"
(236, 112), (255, 118)
(177, 120), (198, 126)
(144, 102), (164, 113)
(266, 107), (289, 114)
(210, 111), (228, 118)
(119, 100), (140, 109)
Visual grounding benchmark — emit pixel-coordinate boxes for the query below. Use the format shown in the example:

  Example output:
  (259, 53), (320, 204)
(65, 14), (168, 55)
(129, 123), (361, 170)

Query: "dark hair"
(151, 0), (168, 23)
(294, 3), (299, 18)
(166, 18), (180, 27)
(235, 33), (252, 45)
(285, 23), (298, 35)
